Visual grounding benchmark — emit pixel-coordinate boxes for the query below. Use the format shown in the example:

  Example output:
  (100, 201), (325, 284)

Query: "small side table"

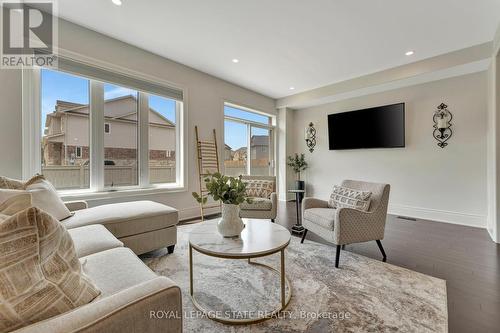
(288, 189), (306, 234)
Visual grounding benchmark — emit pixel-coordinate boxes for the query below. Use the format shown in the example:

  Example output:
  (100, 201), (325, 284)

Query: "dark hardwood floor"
(276, 201), (500, 333)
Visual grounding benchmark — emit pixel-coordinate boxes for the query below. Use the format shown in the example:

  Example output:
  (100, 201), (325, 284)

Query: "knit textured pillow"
(328, 185), (372, 211)
(0, 206), (101, 332)
(0, 176), (24, 190)
(243, 179), (274, 199)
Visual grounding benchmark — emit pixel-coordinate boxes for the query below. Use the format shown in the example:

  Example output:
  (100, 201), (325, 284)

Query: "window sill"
(59, 184), (186, 202)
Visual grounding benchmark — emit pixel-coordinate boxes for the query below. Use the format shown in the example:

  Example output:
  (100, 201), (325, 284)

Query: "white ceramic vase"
(217, 203), (245, 237)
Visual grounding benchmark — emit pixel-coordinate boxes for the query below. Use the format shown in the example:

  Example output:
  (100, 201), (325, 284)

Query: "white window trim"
(223, 102), (276, 176)
(22, 61), (188, 198)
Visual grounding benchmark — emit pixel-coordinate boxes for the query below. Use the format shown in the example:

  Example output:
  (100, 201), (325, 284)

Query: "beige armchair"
(239, 175), (277, 222)
(301, 180), (390, 268)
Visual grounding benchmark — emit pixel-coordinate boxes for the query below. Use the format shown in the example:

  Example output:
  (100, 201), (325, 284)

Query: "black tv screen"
(328, 103), (405, 150)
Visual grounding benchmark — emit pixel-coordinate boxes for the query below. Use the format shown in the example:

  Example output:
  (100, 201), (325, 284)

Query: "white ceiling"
(57, 0), (500, 98)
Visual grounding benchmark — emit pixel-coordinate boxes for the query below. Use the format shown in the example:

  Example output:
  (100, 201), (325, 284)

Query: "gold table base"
(189, 244), (292, 325)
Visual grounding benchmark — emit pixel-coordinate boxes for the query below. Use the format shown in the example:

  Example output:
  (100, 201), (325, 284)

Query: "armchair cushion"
(303, 208), (336, 229)
(243, 179), (274, 199)
(240, 197), (273, 211)
(328, 185), (371, 212)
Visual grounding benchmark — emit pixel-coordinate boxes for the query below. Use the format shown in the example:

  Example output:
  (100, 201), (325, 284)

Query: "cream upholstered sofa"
(301, 180), (390, 268)
(239, 175), (277, 222)
(63, 200), (178, 255)
(13, 201), (182, 333)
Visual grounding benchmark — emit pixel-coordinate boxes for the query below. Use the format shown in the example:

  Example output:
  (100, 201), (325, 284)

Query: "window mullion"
(90, 81), (104, 191)
(246, 124), (251, 175)
(175, 101), (183, 186)
(22, 67), (41, 179)
(138, 92), (149, 187)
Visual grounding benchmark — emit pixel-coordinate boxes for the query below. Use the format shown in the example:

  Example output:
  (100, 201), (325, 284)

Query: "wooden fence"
(42, 165), (175, 189)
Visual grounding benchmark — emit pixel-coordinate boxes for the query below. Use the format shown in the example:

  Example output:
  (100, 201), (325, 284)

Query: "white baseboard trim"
(179, 205), (221, 221)
(487, 227), (498, 243)
(389, 204), (486, 228)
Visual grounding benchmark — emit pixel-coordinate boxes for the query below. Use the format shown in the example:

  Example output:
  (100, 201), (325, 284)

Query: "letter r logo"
(1, 1), (53, 54)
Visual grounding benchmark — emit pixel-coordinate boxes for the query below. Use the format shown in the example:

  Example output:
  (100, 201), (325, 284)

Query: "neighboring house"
(224, 144), (233, 161)
(42, 95), (176, 167)
(233, 147), (247, 161)
(250, 135), (269, 161)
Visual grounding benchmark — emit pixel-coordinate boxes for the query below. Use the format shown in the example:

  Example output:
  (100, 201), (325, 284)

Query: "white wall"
(0, 18), (275, 220)
(292, 72), (488, 228)
(486, 23), (500, 242)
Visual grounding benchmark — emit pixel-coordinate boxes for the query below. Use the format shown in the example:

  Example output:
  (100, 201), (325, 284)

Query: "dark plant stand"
(288, 189), (306, 234)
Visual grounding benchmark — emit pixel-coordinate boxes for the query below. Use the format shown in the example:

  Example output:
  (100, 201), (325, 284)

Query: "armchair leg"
(341, 244), (346, 250)
(376, 240), (387, 262)
(300, 229), (308, 243)
(335, 245), (341, 268)
(271, 218), (275, 223)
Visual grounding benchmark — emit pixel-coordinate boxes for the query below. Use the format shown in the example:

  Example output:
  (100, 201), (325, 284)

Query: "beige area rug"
(142, 223), (448, 332)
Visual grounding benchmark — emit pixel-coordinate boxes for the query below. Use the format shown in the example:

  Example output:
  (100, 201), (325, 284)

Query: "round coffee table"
(188, 219), (292, 324)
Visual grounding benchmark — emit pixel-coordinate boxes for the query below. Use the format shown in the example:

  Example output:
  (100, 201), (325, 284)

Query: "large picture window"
(224, 103), (275, 176)
(41, 69), (91, 189)
(30, 62), (184, 193)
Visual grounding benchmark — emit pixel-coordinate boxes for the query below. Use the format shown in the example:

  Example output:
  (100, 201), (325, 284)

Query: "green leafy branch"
(287, 153), (308, 180)
(192, 172), (252, 205)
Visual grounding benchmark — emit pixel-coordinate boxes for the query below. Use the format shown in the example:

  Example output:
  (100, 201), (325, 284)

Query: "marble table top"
(189, 219), (291, 258)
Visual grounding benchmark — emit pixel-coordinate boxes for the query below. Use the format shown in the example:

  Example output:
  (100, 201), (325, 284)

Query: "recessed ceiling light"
(405, 50), (414, 56)
(112, 0), (122, 6)
(289, 86), (295, 90)
(232, 58), (239, 63)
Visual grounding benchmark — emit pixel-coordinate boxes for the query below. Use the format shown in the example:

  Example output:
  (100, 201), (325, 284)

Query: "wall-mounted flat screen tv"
(328, 103), (405, 150)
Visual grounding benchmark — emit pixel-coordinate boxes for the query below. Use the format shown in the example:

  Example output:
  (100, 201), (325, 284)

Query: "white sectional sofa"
(13, 200), (183, 333)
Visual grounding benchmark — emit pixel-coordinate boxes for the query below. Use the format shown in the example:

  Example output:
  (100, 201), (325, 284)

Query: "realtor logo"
(1, 0), (58, 69)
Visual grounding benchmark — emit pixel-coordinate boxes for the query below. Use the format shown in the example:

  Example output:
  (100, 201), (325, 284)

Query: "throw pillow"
(328, 185), (372, 211)
(24, 175), (73, 221)
(0, 175), (73, 221)
(0, 192), (32, 216)
(0, 207), (101, 332)
(0, 176), (24, 189)
(243, 179), (274, 199)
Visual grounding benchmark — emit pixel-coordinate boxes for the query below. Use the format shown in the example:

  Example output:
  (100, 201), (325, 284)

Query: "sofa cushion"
(303, 208), (336, 229)
(80, 247), (157, 297)
(240, 197), (273, 211)
(328, 185), (371, 212)
(68, 224), (124, 258)
(0, 207), (100, 332)
(63, 201), (178, 238)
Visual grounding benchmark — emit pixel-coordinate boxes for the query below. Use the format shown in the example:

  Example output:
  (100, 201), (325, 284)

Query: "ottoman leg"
(167, 245), (175, 254)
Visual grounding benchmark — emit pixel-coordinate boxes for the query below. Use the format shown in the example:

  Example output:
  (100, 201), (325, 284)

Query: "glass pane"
(224, 120), (247, 176)
(41, 69), (90, 189)
(104, 83), (138, 187)
(224, 105), (270, 125)
(148, 94), (177, 184)
(250, 127), (271, 176)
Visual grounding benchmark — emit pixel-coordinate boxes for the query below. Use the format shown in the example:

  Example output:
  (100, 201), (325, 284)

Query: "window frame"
(223, 102), (276, 176)
(22, 61), (187, 198)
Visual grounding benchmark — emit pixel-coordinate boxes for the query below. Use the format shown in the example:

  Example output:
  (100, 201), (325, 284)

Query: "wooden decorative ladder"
(195, 126), (221, 221)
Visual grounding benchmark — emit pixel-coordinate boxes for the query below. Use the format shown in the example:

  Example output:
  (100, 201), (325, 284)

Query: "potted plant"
(192, 172), (252, 237)
(287, 153), (308, 190)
